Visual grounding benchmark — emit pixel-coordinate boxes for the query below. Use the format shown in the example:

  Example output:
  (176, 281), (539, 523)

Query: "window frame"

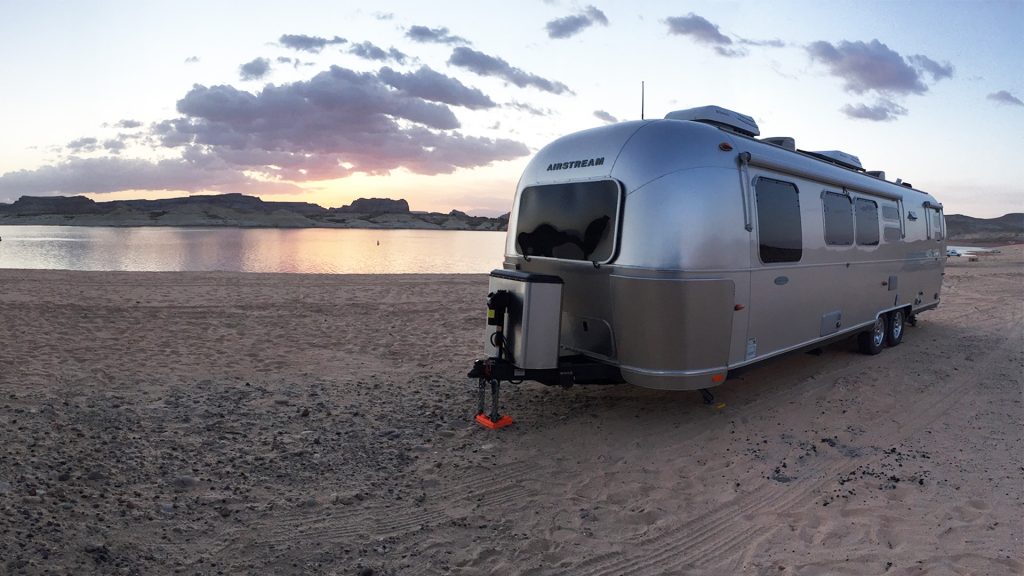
(754, 176), (803, 264)
(926, 205), (945, 241)
(513, 178), (624, 265)
(880, 199), (905, 241)
(854, 197), (880, 246)
(821, 190), (855, 246)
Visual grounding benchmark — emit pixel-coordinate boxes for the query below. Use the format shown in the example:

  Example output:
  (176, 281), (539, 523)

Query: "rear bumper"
(469, 355), (623, 387)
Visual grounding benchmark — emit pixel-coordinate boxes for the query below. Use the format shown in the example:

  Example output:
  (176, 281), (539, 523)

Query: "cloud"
(0, 155), (302, 200)
(406, 25), (467, 45)
(379, 66), (496, 109)
(593, 110), (618, 123)
(239, 57), (271, 81)
(66, 133), (138, 155)
(66, 137), (99, 153)
(394, 127), (530, 175)
(88, 129), (142, 152)
(841, 99), (908, 121)
(739, 37), (784, 48)
(448, 47), (570, 94)
(157, 65), (528, 180)
(507, 101), (550, 116)
(546, 6), (609, 39)
(348, 41), (408, 64)
(103, 139), (127, 153)
(184, 56), (200, 64)
(665, 13), (745, 57)
(988, 90), (1024, 106)
(807, 40), (954, 122)
(169, 72), (453, 139)
(713, 47), (746, 58)
(2, 63), (531, 199)
(279, 34), (347, 53)
(908, 54), (953, 81)
(807, 39), (931, 95)
(665, 13), (729, 44)
(276, 56), (315, 69)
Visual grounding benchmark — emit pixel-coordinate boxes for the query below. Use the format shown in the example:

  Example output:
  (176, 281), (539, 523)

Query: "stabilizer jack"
(476, 377), (513, 429)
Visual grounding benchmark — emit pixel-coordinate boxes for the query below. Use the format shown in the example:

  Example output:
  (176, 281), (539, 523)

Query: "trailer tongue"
(468, 270), (627, 428)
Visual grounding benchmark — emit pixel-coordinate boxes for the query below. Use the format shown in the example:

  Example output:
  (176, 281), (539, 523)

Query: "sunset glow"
(1, 1), (1020, 217)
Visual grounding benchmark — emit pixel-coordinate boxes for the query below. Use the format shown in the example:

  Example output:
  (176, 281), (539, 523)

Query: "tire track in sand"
(574, 314), (1020, 576)
(217, 459), (537, 552)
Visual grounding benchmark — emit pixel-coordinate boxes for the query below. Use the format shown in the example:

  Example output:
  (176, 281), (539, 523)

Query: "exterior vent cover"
(866, 170), (886, 180)
(762, 136), (796, 150)
(665, 105), (760, 137)
(805, 149), (863, 171)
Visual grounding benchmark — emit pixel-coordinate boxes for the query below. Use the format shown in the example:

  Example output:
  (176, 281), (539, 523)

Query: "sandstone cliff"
(0, 194), (507, 231)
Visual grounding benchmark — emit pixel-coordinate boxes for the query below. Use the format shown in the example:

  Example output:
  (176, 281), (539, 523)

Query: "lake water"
(0, 226), (509, 274)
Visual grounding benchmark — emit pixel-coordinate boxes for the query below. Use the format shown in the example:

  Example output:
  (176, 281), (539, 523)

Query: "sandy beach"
(0, 247), (1021, 575)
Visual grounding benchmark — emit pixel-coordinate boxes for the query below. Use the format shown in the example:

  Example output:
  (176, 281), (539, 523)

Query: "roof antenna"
(641, 81), (645, 120)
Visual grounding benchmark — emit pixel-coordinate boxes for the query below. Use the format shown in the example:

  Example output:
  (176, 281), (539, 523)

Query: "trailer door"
(747, 177), (808, 359)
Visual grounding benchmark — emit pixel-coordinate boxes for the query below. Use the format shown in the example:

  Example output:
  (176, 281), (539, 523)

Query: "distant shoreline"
(0, 219), (508, 231)
(0, 193), (510, 231)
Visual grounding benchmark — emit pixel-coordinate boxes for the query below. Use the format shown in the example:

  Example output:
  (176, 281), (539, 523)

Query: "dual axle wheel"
(858, 308), (907, 355)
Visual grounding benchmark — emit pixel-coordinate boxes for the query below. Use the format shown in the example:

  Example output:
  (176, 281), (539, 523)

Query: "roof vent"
(665, 105), (760, 137)
(762, 136), (796, 150)
(805, 149), (863, 171)
(866, 170), (886, 180)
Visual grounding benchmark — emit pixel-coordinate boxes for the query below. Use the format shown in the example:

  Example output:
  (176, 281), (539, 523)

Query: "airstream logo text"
(546, 157), (604, 171)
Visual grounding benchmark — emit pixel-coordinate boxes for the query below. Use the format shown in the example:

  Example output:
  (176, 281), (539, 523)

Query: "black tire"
(886, 309), (905, 347)
(858, 316), (886, 355)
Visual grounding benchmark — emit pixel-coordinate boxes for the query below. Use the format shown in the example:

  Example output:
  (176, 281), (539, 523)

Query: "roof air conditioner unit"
(805, 150), (863, 171)
(665, 105), (760, 137)
(762, 137), (796, 150)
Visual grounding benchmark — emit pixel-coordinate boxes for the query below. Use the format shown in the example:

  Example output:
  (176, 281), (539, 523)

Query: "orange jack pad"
(475, 413), (514, 429)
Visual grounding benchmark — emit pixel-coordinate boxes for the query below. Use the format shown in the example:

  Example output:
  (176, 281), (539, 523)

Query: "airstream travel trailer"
(470, 105), (945, 427)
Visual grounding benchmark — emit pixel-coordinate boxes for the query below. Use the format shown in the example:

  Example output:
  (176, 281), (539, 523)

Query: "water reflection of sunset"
(0, 226), (507, 274)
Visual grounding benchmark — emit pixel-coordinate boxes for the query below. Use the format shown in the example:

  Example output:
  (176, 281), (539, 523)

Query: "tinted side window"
(823, 192), (854, 246)
(855, 198), (880, 246)
(755, 178), (802, 263)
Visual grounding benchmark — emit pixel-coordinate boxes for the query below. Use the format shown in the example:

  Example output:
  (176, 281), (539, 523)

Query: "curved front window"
(514, 179), (621, 264)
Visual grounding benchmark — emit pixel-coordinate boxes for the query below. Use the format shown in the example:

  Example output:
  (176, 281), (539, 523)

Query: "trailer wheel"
(858, 316), (886, 355)
(886, 309), (905, 347)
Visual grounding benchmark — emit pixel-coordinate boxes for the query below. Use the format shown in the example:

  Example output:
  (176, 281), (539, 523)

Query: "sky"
(0, 0), (1021, 217)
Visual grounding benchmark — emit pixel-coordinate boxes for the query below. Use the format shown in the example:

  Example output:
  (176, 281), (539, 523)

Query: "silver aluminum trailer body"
(500, 112), (945, 390)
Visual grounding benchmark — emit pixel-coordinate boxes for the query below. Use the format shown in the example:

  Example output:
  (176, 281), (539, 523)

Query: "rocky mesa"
(944, 213), (1023, 245)
(0, 193), (510, 231)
